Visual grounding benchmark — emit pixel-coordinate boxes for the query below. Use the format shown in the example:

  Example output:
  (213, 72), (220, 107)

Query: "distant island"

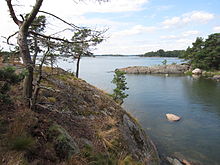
(94, 54), (140, 57)
(140, 49), (185, 57)
(94, 49), (185, 57)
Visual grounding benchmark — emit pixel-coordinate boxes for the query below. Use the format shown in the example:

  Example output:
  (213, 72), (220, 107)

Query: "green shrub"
(0, 66), (25, 103)
(162, 59), (167, 65)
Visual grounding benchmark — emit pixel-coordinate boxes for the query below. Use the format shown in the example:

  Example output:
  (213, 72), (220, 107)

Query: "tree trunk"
(6, 0), (44, 107)
(32, 52), (47, 109)
(32, 35), (38, 65)
(18, 28), (34, 103)
(76, 55), (81, 78)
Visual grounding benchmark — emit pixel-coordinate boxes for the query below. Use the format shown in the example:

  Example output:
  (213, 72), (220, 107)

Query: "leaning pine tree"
(111, 69), (129, 105)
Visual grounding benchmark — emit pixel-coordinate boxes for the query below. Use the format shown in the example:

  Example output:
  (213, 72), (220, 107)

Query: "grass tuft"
(10, 135), (35, 151)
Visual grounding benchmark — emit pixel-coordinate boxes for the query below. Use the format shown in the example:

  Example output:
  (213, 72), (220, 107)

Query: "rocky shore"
(118, 64), (189, 74)
(0, 67), (160, 165)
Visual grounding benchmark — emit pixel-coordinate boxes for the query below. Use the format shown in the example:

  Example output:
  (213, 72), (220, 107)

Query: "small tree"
(70, 28), (104, 78)
(162, 59), (167, 65)
(111, 70), (129, 105)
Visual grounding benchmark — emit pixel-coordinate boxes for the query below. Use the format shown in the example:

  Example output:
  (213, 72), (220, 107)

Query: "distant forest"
(140, 49), (185, 57)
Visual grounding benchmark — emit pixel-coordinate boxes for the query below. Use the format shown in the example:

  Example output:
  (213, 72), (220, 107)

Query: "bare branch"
(39, 11), (80, 29)
(23, 0), (44, 30)
(7, 31), (18, 45)
(1, 36), (16, 47)
(5, 0), (22, 25)
(29, 31), (100, 44)
(49, 28), (74, 36)
(20, 14), (25, 21)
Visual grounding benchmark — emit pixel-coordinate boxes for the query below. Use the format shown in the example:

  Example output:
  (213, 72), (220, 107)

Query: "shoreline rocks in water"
(118, 64), (189, 74)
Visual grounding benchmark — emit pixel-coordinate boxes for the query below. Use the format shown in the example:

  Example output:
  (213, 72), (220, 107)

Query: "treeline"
(182, 33), (220, 70)
(141, 49), (185, 57)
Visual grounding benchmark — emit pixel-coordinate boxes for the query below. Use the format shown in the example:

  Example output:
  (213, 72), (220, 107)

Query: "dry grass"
(1, 151), (25, 165)
(7, 108), (35, 139)
(95, 116), (120, 152)
(67, 155), (88, 165)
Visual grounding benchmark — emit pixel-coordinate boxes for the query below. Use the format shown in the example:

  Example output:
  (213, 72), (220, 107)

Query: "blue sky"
(1, 0), (220, 54)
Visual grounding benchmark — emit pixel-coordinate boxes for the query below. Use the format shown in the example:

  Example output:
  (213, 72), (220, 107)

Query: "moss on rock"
(49, 124), (79, 160)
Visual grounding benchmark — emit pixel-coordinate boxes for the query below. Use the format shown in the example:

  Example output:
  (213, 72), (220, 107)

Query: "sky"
(1, 0), (220, 55)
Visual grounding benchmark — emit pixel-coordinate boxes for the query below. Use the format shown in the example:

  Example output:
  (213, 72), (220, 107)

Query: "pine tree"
(111, 70), (129, 105)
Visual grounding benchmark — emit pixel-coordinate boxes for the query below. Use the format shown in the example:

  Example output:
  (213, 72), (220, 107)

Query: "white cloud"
(41, 0), (149, 17)
(156, 5), (174, 11)
(176, 39), (193, 43)
(112, 25), (157, 37)
(182, 30), (199, 37)
(160, 35), (178, 39)
(162, 11), (214, 29)
(213, 26), (220, 32)
(160, 30), (199, 40)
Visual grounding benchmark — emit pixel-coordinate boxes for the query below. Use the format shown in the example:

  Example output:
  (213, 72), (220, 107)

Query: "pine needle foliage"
(111, 70), (129, 105)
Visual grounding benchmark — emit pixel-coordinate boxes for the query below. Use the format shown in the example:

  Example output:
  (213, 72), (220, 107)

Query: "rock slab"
(166, 114), (181, 122)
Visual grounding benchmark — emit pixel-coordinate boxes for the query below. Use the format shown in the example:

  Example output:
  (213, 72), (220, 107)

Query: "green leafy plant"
(111, 70), (129, 105)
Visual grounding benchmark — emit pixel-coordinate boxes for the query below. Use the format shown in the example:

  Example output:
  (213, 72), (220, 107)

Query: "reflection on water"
(58, 56), (220, 165)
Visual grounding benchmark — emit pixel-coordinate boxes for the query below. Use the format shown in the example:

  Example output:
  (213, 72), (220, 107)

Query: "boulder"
(166, 114), (181, 122)
(213, 75), (220, 80)
(192, 68), (202, 75)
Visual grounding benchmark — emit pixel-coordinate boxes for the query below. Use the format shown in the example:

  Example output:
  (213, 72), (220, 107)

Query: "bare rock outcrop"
(119, 64), (189, 74)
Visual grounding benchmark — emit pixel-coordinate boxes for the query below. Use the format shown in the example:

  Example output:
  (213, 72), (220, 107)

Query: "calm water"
(58, 56), (220, 165)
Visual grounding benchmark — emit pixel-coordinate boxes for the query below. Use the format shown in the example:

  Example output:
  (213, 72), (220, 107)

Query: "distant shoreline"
(93, 54), (180, 57)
